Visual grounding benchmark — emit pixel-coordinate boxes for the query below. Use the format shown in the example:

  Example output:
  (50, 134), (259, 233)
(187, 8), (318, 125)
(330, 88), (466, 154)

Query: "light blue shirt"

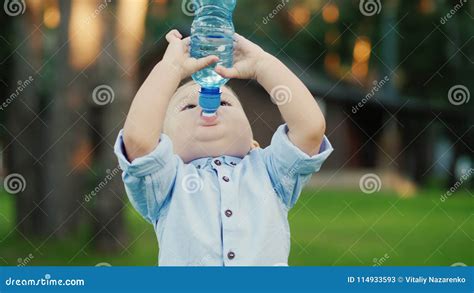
(114, 124), (333, 266)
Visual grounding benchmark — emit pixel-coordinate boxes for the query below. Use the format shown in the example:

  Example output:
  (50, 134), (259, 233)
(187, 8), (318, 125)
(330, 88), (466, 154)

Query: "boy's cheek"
(219, 107), (240, 118)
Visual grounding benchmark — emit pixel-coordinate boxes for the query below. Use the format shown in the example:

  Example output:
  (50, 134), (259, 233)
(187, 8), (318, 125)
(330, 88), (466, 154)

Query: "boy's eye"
(181, 104), (196, 111)
(220, 100), (232, 107)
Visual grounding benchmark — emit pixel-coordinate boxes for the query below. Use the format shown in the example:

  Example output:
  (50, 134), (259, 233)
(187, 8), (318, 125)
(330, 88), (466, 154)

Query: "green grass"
(288, 189), (473, 266)
(0, 188), (472, 266)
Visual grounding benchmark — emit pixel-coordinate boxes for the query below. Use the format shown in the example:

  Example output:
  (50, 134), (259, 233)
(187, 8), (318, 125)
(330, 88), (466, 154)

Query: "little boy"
(114, 30), (333, 266)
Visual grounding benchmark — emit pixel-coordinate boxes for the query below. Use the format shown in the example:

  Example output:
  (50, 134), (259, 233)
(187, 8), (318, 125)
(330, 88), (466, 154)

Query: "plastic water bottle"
(190, 0), (237, 117)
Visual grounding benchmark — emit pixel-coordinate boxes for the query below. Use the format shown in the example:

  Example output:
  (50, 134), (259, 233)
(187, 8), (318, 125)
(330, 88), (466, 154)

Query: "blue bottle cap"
(199, 87), (221, 116)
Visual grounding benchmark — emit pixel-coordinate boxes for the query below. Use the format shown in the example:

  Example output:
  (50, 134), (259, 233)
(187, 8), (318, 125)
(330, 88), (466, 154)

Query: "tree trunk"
(43, 0), (88, 238)
(7, 3), (47, 237)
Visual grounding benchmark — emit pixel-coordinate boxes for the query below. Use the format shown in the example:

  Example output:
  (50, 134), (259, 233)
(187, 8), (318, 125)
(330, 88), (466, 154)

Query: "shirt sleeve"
(261, 124), (334, 209)
(114, 130), (180, 224)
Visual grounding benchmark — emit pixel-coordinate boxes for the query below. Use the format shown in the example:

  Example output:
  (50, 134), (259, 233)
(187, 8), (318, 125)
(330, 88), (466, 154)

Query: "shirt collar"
(189, 155), (243, 169)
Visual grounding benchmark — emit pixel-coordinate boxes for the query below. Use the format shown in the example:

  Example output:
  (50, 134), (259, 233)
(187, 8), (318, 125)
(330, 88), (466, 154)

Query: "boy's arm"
(123, 30), (218, 161)
(215, 34), (326, 156)
(255, 54), (326, 156)
(215, 34), (333, 209)
(123, 61), (180, 162)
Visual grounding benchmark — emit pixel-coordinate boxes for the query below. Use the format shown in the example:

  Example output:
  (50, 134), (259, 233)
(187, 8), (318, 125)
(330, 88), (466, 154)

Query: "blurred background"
(0, 0), (472, 266)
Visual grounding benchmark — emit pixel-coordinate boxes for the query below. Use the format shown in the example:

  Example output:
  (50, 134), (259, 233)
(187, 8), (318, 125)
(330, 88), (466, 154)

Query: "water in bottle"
(190, 0), (237, 117)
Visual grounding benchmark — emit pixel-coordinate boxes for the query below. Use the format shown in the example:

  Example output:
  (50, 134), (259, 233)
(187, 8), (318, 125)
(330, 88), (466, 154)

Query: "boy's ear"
(251, 140), (260, 149)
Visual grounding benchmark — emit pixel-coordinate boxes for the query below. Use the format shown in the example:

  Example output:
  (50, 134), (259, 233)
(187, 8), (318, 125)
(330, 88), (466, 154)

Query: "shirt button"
(222, 176), (230, 182)
(225, 209), (233, 217)
(227, 251), (235, 260)
(197, 165), (201, 169)
(214, 159), (221, 166)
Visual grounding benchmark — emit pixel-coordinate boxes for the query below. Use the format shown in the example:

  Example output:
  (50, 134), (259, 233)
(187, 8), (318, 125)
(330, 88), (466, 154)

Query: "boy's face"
(163, 82), (254, 163)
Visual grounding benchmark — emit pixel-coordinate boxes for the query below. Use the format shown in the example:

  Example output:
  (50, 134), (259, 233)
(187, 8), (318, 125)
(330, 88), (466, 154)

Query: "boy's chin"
(193, 128), (226, 142)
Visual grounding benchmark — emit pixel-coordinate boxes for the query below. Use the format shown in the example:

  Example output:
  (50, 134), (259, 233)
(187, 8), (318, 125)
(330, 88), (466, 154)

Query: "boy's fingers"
(215, 65), (240, 79)
(182, 37), (191, 53)
(171, 29), (183, 39)
(189, 55), (219, 72)
(183, 37), (191, 48)
(233, 33), (251, 51)
(175, 30), (183, 39)
(166, 29), (182, 43)
(234, 33), (243, 39)
(233, 34), (241, 44)
(233, 33), (247, 44)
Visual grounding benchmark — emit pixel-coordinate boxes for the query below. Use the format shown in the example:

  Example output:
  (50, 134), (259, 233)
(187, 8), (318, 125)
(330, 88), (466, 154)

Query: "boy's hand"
(215, 33), (270, 80)
(217, 34), (327, 157)
(123, 29), (219, 161)
(162, 29), (219, 80)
